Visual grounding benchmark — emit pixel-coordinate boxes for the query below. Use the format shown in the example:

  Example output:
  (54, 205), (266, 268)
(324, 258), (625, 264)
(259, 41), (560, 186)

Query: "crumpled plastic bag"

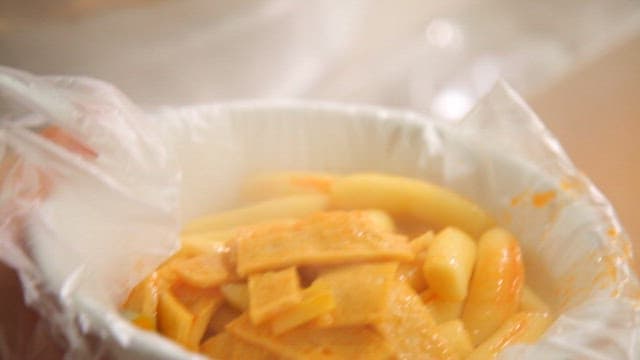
(0, 66), (180, 358)
(1, 67), (638, 359)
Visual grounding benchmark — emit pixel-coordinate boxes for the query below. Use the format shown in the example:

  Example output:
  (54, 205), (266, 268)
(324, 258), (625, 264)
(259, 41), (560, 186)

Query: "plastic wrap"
(1, 68), (639, 359)
(1, 0), (639, 111)
(0, 67), (180, 358)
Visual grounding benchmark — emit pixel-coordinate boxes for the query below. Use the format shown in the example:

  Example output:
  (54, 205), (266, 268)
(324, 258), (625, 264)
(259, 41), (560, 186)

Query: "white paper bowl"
(31, 99), (638, 359)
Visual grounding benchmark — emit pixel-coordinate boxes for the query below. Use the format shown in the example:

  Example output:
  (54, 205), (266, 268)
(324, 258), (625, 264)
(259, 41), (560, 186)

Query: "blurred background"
(0, 0), (639, 358)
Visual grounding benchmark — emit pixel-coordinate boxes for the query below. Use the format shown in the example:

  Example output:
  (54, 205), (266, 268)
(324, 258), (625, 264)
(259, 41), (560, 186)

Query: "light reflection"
(430, 88), (473, 120)
(425, 18), (462, 49)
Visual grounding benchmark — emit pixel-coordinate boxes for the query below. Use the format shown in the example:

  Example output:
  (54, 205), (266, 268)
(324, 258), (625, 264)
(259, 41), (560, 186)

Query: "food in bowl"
(121, 172), (552, 359)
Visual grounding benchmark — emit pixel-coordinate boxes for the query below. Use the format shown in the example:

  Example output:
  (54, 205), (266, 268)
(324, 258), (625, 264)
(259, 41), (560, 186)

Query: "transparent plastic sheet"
(0, 68), (639, 359)
(1, 0), (639, 113)
(0, 67), (180, 358)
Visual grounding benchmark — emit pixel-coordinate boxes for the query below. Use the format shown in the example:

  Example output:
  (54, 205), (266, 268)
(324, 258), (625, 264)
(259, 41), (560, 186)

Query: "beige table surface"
(0, 33), (638, 359)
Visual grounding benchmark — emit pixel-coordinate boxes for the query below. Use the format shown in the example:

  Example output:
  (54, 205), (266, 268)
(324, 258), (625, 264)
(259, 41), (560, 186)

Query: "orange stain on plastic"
(592, 252), (621, 294)
(611, 288), (621, 298)
(511, 189), (557, 208)
(498, 210), (512, 226)
(603, 255), (619, 281)
(601, 256), (622, 297)
(40, 125), (98, 160)
(531, 191), (556, 208)
(510, 192), (528, 207)
(559, 177), (579, 191)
